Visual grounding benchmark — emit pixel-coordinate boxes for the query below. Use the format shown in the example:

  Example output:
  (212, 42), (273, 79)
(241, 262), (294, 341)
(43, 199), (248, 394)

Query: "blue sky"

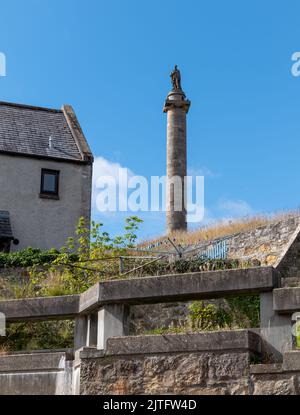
(1, 0), (300, 240)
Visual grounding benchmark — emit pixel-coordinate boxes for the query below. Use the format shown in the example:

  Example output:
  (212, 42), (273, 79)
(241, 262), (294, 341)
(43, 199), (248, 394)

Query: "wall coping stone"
(80, 330), (261, 359)
(0, 351), (69, 373)
(250, 363), (283, 374)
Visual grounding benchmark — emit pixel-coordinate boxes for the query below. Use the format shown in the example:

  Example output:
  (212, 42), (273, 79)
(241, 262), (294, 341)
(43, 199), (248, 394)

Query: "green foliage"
(28, 215), (144, 296)
(128, 257), (253, 278)
(0, 248), (64, 269)
(145, 296), (260, 336)
(296, 323), (300, 349)
(0, 216), (262, 351)
(0, 321), (74, 351)
(0, 216), (143, 273)
(146, 327), (185, 335)
(0, 216), (144, 351)
(227, 295), (260, 328)
(188, 301), (232, 331)
(188, 296), (260, 333)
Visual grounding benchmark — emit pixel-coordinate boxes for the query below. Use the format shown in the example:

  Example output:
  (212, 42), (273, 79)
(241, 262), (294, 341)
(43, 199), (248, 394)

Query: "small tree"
(29, 216), (144, 295)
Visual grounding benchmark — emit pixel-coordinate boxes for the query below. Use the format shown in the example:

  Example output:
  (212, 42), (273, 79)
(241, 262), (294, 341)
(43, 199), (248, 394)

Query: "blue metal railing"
(198, 239), (228, 260)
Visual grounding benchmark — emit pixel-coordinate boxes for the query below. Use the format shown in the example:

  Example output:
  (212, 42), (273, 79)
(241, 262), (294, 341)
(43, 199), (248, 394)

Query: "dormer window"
(40, 169), (60, 199)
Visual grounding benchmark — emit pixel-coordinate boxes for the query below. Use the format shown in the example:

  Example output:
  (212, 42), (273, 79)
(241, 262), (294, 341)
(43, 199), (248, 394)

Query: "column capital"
(163, 90), (191, 113)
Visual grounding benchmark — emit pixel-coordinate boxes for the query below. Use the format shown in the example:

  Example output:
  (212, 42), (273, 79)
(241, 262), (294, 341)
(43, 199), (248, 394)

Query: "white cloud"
(217, 199), (253, 218)
(92, 156), (135, 214)
(91, 157), (165, 237)
(92, 156), (134, 186)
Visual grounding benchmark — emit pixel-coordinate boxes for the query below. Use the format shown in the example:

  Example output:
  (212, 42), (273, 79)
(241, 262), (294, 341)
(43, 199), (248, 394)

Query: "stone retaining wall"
(250, 351), (300, 395)
(80, 330), (260, 395)
(79, 333), (300, 395)
(2, 334), (300, 395)
(250, 364), (299, 395)
(190, 215), (300, 267)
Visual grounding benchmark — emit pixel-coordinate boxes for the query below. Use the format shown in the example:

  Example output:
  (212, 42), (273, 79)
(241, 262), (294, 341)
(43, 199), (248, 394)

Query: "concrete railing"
(5, 264), (300, 395)
(0, 266), (279, 353)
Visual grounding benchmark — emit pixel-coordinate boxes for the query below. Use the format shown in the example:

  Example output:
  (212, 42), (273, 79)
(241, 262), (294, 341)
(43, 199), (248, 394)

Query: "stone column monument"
(163, 65), (191, 234)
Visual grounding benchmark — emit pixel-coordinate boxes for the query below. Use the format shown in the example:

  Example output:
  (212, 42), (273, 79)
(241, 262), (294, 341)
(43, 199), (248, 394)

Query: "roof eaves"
(0, 150), (90, 165)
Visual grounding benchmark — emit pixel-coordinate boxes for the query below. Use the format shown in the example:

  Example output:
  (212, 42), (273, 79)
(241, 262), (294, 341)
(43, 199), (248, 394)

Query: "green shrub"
(0, 216), (144, 352)
(227, 295), (260, 328)
(0, 320), (74, 351)
(188, 301), (232, 331)
(127, 257), (255, 278)
(0, 248), (68, 269)
(188, 296), (260, 332)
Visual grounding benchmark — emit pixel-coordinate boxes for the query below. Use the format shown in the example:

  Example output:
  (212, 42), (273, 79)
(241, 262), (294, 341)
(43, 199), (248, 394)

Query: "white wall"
(0, 154), (92, 251)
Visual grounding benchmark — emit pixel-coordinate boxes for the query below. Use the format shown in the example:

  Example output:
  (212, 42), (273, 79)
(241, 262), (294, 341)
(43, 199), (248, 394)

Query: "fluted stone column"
(164, 88), (191, 234)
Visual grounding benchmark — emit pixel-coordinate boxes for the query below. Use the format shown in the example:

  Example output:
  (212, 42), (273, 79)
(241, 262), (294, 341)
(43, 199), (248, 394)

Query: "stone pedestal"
(164, 90), (191, 234)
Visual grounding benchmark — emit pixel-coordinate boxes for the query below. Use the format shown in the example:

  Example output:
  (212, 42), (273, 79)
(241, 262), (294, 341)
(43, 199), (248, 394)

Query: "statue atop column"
(170, 65), (182, 91)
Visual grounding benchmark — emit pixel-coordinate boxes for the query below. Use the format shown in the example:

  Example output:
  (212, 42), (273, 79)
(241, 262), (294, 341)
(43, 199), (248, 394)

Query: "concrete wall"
(0, 351), (75, 395)
(0, 154), (92, 251)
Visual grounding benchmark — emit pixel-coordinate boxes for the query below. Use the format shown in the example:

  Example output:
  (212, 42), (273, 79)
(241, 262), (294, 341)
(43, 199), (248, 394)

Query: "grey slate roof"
(0, 211), (13, 239)
(0, 101), (93, 163)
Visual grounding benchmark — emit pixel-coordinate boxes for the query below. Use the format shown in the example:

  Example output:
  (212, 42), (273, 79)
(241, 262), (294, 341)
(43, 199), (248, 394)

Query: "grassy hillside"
(141, 210), (299, 248)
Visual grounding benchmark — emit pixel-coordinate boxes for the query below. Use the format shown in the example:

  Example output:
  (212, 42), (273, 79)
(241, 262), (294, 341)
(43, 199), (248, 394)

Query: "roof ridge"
(0, 100), (62, 113)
